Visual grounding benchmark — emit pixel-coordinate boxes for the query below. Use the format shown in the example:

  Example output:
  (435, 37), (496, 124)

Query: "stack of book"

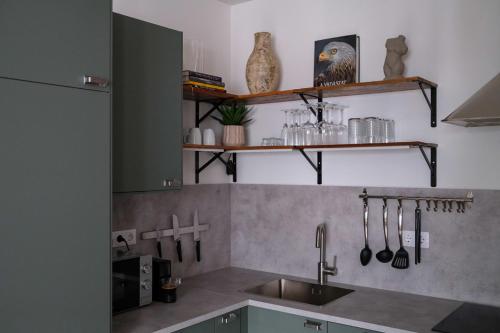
(183, 70), (226, 92)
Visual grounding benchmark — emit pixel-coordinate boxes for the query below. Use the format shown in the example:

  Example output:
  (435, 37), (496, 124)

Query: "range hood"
(442, 73), (500, 127)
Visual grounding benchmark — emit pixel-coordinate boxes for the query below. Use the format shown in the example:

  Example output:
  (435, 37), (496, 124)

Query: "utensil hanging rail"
(142, 224), (209, 240)
(359, 188), (474, 204)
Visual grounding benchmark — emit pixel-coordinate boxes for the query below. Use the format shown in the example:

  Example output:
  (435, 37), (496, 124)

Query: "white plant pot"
(223, 125), (245, 146)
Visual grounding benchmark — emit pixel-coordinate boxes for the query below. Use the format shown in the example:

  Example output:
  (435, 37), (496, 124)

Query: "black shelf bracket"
(194, 97), (234, 184)
(195, 99), (228, 127)
(298, 93), (319, 117)
(298, 149), (323, 185)
(195, 152), (223, 184)
(418, 145), (437, 187)
(418, 82), (437, 128)
(195, 151), (238, 184)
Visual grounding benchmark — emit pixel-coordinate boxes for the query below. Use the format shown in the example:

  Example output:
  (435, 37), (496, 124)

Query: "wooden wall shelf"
(184, 76), (438, 187)
(185, 142), (437, 187)
(184, 142), (437, 153)
(183, 85), (236, 103)
(184, 77), (436, 105)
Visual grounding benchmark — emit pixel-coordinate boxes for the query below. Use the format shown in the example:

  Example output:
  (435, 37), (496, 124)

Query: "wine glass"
(314, 102), (329, 145)
(323, 104), (337, 144)
(333, 104), (348, 143)
(302, 110), (316, 146)
(291, 109), (302, 145)
(280, 109), (290, 146)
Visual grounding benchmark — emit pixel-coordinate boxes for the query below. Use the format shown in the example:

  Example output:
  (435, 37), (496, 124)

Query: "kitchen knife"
(415, 206), (421, 265)
(156, 225), (162, 258)
(193, 209), (201, 262)
(173, 214), (182, 262)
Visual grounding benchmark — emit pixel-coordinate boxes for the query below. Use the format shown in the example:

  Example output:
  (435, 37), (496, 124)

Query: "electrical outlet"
(402, 230), (429, 249)
(112, 229), (137, 248)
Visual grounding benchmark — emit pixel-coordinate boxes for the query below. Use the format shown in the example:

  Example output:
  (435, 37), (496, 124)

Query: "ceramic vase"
(223, 125), (245, 146)
(246, 32), (280, 94)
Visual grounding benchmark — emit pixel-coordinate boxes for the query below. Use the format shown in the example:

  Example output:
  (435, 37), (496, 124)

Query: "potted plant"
(211, 104), (253, 146)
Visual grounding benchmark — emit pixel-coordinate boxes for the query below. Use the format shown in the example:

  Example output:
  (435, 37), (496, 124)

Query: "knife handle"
(416, 208), (422, 263)
(415, 208), (421, 264)
(176, 240), (183, 262)
(157, 241), (162, 258)
(196, 240), (201, 262)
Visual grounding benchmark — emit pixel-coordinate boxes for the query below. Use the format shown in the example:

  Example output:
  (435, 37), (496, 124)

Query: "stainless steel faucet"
(315, 223), (337, 285)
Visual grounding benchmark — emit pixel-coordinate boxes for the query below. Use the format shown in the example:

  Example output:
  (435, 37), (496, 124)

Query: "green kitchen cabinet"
(328, 322), (382, 333)
(178, 309), (242, 333)
(247, 306), (327, 333)
(113, 13), (183, 192)
(0, 1), (111, 332)
(179, 319), (214, 333)
(246, 306), (382, 333)
(0, 78), (111, 332)
(0, 0), (111, 91)
(177, 307), (384, 333)
(215, 309), (242, 333)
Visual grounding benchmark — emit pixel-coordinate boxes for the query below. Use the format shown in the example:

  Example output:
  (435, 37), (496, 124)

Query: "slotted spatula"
(391, 200), (409, 269)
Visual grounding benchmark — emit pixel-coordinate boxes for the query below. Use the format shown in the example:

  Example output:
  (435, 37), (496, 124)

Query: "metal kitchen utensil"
(376, 199), (394, 263)
(193, 209), (201, 262)
(391, 201), (409, 269)
(415, 203), (421, 264)
(172, 215), (183, 262)
(360, 201), (372, 266)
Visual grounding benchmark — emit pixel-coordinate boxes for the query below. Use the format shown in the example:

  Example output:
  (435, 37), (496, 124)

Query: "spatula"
(391, 200), (409, 269)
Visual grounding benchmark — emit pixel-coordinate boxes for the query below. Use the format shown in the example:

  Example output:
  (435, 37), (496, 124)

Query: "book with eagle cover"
(313, 35), (360, 87)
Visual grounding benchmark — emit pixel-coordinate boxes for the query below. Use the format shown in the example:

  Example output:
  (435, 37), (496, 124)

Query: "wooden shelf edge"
(183, 77), (437, 105)
(183, 141), (437, 153)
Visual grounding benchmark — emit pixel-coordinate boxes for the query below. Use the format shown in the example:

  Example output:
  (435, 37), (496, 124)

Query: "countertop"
(112, 267), (462, 333)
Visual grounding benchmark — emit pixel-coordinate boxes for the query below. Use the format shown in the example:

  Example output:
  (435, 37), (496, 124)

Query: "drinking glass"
(348, 118), (366, 144)
(382, 119), (396, 143)
(365, 117), (383, 143)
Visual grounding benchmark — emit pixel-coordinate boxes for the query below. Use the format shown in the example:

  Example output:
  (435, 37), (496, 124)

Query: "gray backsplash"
(230, 184), (500, 306)
(113, 184), (231, 278)
(113, 183), (500, 306)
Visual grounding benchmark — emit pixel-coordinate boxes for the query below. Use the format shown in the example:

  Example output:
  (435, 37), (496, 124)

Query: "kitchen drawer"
(247, 306), (327, 333)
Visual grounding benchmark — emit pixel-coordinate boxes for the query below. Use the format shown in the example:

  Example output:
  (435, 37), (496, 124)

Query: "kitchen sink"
(244, 278), (353, 306)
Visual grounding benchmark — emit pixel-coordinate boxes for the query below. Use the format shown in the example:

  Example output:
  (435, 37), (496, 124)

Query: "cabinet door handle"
(83, 75), (109, 87)
(162, 179), (180, 188)
(220, 312), (238, 324)
(304, 320), (323, 331)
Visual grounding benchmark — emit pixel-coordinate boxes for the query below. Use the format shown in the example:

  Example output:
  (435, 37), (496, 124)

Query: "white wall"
(113, 0), (500, 189)
(229, 0), (500, 189)
(113, 0), (233, 185)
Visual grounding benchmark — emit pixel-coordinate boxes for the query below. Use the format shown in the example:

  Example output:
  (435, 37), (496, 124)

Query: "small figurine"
(383, 35), (408, 80)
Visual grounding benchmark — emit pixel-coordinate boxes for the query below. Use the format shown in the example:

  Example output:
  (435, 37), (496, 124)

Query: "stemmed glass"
(280, 109), (290, 146)
(291, 109), (302, 145)
(302, 109), (316, 146)
(320, 104), (334, 144)
(333, 104), (348, 144)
